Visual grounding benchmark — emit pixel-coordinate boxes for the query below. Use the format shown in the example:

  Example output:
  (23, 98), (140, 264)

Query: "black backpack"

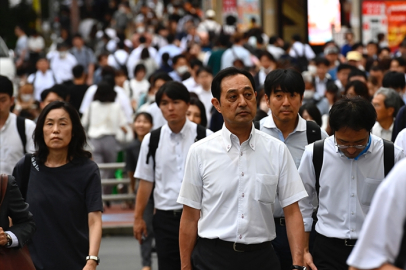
(254, 120), (322, 145)
(145, 124), (207, 170)
(312, 139), (395, 196)
(293, 44), (309, 72)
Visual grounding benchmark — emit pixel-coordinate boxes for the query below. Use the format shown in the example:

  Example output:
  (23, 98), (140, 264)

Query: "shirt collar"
(168, 118), (193, 138)
(1, 112), (14, 132)
(221, 123), (256, 152)
(316, 76), (328, 83)
(263, 114), (306, 132)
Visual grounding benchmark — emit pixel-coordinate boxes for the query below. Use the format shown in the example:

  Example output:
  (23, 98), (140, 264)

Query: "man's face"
(41, 92), (64, 109)
(73, 37), (84, 48)
(369, 70), (383, 86)
(174, 58), (188, 72)
(372, 94), (393, 123)
(212, 74), (257, 127)
(159, 93), (189, 125)
(390, 60), (406, 73)
(335, 127), (369, 159)
(260, 56), (272, 70)
(152, 79), (167, 95)
(0, 93), (14, 118)
(325, 53), (338, 64)
(366, 44), (378, 57)
(316, 64), (328, 79)
(267, 88), (302, 125)
(197, 71), (213, 90)
(337, 68), (351, 86)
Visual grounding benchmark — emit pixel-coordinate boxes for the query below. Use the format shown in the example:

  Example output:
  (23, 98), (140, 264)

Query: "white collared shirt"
(394, 128), (406, 151)
(0, 113), (36, 174)
(298, 135), (404, 239)
(47, 51), (78, 82)
(260, 115), (328, 217)
(27, 70), (59, 101)
(135, 119), (212, 210)
(126, 45), (157, 79)
(221, 45), (253, 70)
(372, 121), (394, 141)
(146, 102), (166, 130)
(289, 41), (316, 60)
(347, 158), (406, 269)
(182, 77), (200, 93)
(177, 125), (307, 244)
(315, 76), (328, 96)
(79, 85), (133, 124)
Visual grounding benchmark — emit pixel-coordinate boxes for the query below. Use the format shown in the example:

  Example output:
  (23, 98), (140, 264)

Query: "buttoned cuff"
(177, 196), (201, 210)
(5, 231), (19, 248)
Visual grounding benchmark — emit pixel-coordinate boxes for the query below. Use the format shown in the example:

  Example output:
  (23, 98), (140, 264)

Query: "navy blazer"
(0, 175), (36, 248)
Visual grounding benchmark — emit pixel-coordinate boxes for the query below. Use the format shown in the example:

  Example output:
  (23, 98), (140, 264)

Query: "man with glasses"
(298, 97), (404, 270)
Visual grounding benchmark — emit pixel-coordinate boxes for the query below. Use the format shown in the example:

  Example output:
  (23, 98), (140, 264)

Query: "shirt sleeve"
(5, 231), (19, 248)
(277, 143), (308, 208)
(85, 162), (103, 213)
(27, 74), (34, 84)
(134, 133), (154, 182)
(298, 144), (317, 232)
(347, 161), (406, 268)
(79, 86), (95, 114)
(24, 119), (36, 153)
(177, 144), (203, 209)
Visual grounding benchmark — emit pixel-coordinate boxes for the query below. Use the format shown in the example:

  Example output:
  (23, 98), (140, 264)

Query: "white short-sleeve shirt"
(347, 158), (406, 269)
(177, 124), (307, 244)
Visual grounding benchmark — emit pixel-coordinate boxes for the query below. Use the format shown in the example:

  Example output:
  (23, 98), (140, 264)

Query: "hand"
(83, 259), (97, 270)
(304, 251), (317, 270)
(133, 218), (147, 244)
(0, 227), (7, 246)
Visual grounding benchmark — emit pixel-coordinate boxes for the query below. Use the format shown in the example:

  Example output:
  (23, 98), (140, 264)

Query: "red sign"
(223, 0), (237, 13)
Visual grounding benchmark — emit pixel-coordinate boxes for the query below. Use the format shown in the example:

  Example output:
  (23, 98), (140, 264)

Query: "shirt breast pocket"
(255, 174), (278, 204)
(360, 178), (383, 206)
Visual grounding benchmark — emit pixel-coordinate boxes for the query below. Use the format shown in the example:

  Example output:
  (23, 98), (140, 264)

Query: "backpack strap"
(383, 139), (395, 177)
(253, 121), (260, 130)
(146, 127), (162, 171)
(16, 116), (27, 154)
(306, 120), (322, 144)
(312, 139), (325, 197)
(20, 153), (32, 201)
(195, 124), (207, 142)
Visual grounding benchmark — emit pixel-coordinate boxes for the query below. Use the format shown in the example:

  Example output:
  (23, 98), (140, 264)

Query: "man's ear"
(264, 94), (271, 108)
(211, 98), (221, 114)
(387, 107), (395, 118)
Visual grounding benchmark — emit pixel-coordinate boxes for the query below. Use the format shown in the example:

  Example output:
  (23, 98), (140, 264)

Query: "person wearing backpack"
(289, 34), (315, 72)
(259, 69), (328, 270)
(298, 97), (404, 270)
(133, 81), (212, 270)
(0, 76), (36, 175)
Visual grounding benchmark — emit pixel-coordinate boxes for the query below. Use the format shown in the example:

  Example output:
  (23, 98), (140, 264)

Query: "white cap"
(206, 9), (215, 18)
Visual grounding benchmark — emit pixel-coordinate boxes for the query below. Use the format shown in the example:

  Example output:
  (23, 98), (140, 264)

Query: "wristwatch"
(292, 266), (307, 270)
(5, 233), (12, 247)
(86, 255), (100, 265)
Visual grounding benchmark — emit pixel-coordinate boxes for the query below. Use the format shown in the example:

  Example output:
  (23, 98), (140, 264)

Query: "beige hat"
(206, 9), (216, 18)
(346, 51), (362, 61)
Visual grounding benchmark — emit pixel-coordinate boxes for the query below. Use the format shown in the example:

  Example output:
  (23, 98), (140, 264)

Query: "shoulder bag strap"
(20, 154), (32, 201)
(383, 139), (395, 177)
(16, 116), (27, 154)
(306, 120), (322, 144)
(312, 139), (325, 197)
(146, 127), (162, 171)
(195, 124), (207, 142)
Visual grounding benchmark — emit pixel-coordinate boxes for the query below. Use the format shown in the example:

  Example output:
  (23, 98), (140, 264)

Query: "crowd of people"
(2, 0), (406, 270)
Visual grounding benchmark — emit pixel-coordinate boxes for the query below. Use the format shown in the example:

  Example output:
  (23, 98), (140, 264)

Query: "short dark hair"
(134, 63), (147, 76)
(344, 80), (370, 100)
(348, 68), (367, 81)
(382, 71), (406, 91)
(211, 67), (256, 101)
(292, 34), (301, 42)
(41, 84), (69, 102)
(190, 59), (203, 70)
(172, 54), (186, 66)
(156, 81), (190, 106)
(72, 33), (83, 39)
(34, 101), (91, 164)
(151, 72), (173, 87)
(269, 36), (278, 45)
(93, 82), (117, 102)
(166, 34), (175, 44)
(392, 57), (406, 67)
(315, 57), (330, 67)
(134, 112), (153, 124)
(259, 50), (276, 62)
(140, 47), (150, 60)
(72, 64), (85, 79)
(329, 97), (376, 133)
(337, 63), (354, 73)
(189, 97), (208, 127)
(0, 75), (13, 97)
(299, 103), (322, 127)
(264, 69), (305, 97)
(97, 52), (109, 62)
(196, 66), (213, 77)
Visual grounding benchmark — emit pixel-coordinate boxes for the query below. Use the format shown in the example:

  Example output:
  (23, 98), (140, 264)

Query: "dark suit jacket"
(0, 175), (36, 248)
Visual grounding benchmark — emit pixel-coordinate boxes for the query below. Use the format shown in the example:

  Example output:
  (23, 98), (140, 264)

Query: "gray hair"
(374, 87), (401, 117)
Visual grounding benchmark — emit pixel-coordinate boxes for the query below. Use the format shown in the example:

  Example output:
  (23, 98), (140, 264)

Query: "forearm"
(134, 180), (153, 219)
(127, 172), (135, 194)
(284, 203), (305, 265)
(179, 206), (200, 270)
(88, 212), (102, 256)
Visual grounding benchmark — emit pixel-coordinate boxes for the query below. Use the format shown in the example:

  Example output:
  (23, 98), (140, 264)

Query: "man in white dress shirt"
(133, 81), (212, 270)
(260, 69), (329, 270)
(27, 57), (59, 101)
(47, 43), (78, 83)
(347, 158), (406, 270)
(372, 87), (401, 141)
(178, 67), (308, 270)
(299, 97), (404, 270)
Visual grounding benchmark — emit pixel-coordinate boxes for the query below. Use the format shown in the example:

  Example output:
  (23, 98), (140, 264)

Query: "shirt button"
(351, 193), (355, 197)
(351, 175), (354, 179)
(351, 229), (355, 232)
(241, 152), (243, 156)
(241, 172), (244, 176)
(351, 212), (354, 215)
(242, 193), (244, 197)
(239, 235), (242, 239)
(242, 214), (244, 219)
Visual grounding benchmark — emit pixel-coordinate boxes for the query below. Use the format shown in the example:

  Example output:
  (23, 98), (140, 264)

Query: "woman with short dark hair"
(12, 101), (102, 270)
